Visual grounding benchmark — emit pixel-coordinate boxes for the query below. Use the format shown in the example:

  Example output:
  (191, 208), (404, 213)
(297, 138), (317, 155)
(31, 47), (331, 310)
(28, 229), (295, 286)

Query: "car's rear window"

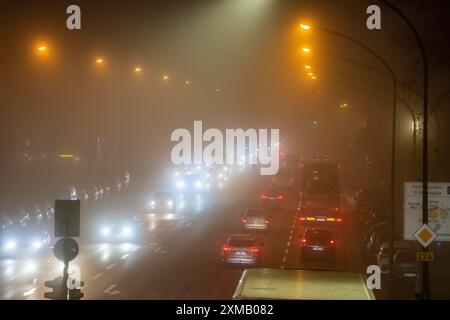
(395, 251), (415, 263)
(229, 239), (255, 247)
(245, 210), (267, 217)
(306, 230), (332, 242)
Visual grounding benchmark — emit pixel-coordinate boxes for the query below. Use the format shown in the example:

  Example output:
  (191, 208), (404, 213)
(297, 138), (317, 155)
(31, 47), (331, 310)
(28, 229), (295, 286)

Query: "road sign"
(413, 224), (437, 248)
(55, 200), (80, 237)
(53, 238), (79, 262)
(404, 182), (450, 242)
(416, 251), (434, 262)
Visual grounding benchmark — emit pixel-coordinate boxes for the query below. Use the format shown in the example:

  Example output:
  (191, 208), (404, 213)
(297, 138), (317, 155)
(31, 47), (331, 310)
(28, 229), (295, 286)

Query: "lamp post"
(378, 0), (430, 299)
(300, 23), (398, 298)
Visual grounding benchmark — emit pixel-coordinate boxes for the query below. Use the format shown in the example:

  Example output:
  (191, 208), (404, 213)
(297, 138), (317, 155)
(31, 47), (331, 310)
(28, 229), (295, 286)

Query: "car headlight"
(195, 180), (203, 189)
(101, 227), (111, 236)
(121, 226), (132, 237)
(176, 180), (185, 189)
(4, 240), (16, 251)
(150, 200), (155, 207)
(167, 200), (174, 208)
(32, 240), (42, 250)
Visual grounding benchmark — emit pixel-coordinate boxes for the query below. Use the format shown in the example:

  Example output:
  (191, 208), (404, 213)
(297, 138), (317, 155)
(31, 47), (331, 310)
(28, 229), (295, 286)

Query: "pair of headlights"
(3, 239), (43, 251)
(101, 226), (133, 237)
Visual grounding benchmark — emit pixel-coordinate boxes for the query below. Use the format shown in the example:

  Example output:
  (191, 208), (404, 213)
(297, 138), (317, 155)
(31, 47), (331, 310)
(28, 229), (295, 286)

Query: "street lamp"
(300, 24), (311, 31)
(96, 58), (104, 64)
(162, 74), (169, 81)
(134, 66), (142, 73)
(304, 65), (312, 69)
(301, 47), (311, 53)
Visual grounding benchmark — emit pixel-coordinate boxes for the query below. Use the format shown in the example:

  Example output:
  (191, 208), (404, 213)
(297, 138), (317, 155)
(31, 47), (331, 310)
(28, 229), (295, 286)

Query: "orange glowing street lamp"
(134, 66), (142, 73)
(162, 74), (169, 81)
(301, 47), (311, 53)
(96, 57), (104, 64)
(299, 24), (311, 31)
(304, 65), (312, 70)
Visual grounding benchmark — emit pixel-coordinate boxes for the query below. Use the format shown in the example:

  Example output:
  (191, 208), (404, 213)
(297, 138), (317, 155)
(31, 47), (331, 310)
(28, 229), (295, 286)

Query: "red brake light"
(330, 240), (335, 245)
(276, 195), (283, 200)
(299, 217), (306, 221)
(242, 218), (247, 223)
(337, 218), (343, 223)
(301, 238), (307, 244)
(222, 245), (231, 252)
(250, 247), (259, 253)
(261, 195), (268, 199)
(264, 219), (270, 224)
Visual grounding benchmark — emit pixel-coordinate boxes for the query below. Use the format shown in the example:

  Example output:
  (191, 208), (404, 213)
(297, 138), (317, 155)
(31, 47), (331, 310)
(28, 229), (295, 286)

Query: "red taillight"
(261, 195), (268, 199)
(276, 195), (283, 200)
(264, 219), (270, 224)
(250, 247), (259, 254)
(330, 240), (335, 245)
(242, 218), (247, 223)
(222, 245), (231, 252)
(301, 238), (307, 244)
(299, 217), (306, 221)
(337, 218), (343, 223)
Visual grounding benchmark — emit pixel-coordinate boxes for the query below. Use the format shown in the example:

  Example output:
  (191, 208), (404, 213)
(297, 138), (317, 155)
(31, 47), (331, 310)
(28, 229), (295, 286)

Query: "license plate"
(312, 247), (324, 251)
(404, 273), (416, 277)
(236, 251), (246, 256)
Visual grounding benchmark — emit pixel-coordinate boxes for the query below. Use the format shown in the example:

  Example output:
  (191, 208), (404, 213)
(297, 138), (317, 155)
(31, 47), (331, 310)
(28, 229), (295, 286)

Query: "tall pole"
(378, 0), (429, 299)
(314, 26), (398, 298)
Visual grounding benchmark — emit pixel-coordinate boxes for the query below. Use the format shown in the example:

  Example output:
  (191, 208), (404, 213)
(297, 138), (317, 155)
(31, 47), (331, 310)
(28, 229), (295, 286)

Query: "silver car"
(241, 209), (271, 231)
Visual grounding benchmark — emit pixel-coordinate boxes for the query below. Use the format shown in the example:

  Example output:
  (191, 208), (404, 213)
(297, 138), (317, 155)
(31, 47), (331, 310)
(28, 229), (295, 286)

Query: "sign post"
(44, 200), (83, 300)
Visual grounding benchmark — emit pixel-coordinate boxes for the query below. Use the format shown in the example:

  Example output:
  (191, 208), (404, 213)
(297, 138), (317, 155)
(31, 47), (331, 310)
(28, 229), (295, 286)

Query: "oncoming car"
(149, 192), (176, 213)
(97, 213), (144, 243)
(222, 234), (264, 266)
(1, 224), (51, 257)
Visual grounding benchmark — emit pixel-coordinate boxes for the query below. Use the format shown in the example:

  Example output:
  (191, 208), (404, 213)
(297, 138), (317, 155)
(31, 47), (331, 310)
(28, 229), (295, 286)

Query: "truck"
(232, 268), (375, 300)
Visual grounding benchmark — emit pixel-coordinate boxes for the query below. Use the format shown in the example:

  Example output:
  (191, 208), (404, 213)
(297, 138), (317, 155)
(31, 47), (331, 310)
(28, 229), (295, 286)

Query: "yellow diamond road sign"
(413, 224), (437, 248)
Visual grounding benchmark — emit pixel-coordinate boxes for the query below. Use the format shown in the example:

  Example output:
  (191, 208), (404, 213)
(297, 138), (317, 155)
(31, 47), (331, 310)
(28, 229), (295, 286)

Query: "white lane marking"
(106, 262), (117, 270)
(92, 273), (104, 280)
(289, 235), (292, 240)
(120, 254), (129, 260)
(23, 287), (36, 297)
(282, 256), (287, 263)
(290, 229), (294, 234)
(287, 241), (291, 247)
(104, 284), (121, 296)
(285, 248), (289, 254)
(281, 265), (285, 269)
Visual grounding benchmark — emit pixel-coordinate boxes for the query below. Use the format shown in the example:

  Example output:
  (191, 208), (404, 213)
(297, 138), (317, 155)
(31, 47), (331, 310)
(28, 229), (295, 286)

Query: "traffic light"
(44, 276), (67, 300)
(68, 281), (85, 300)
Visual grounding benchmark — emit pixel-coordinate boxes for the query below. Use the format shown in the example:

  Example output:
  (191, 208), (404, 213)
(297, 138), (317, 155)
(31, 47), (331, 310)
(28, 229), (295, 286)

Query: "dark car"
(260, 189), (284, 208)
(393, 249), (418, 282)
(222, 234), (263, 265)
(300, 228), (336, 259)
(241, 209), (271, 231)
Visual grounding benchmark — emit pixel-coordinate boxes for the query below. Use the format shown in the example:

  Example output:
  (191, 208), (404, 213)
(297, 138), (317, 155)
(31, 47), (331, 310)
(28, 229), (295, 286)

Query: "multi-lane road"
(0, 174), (396, 300)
